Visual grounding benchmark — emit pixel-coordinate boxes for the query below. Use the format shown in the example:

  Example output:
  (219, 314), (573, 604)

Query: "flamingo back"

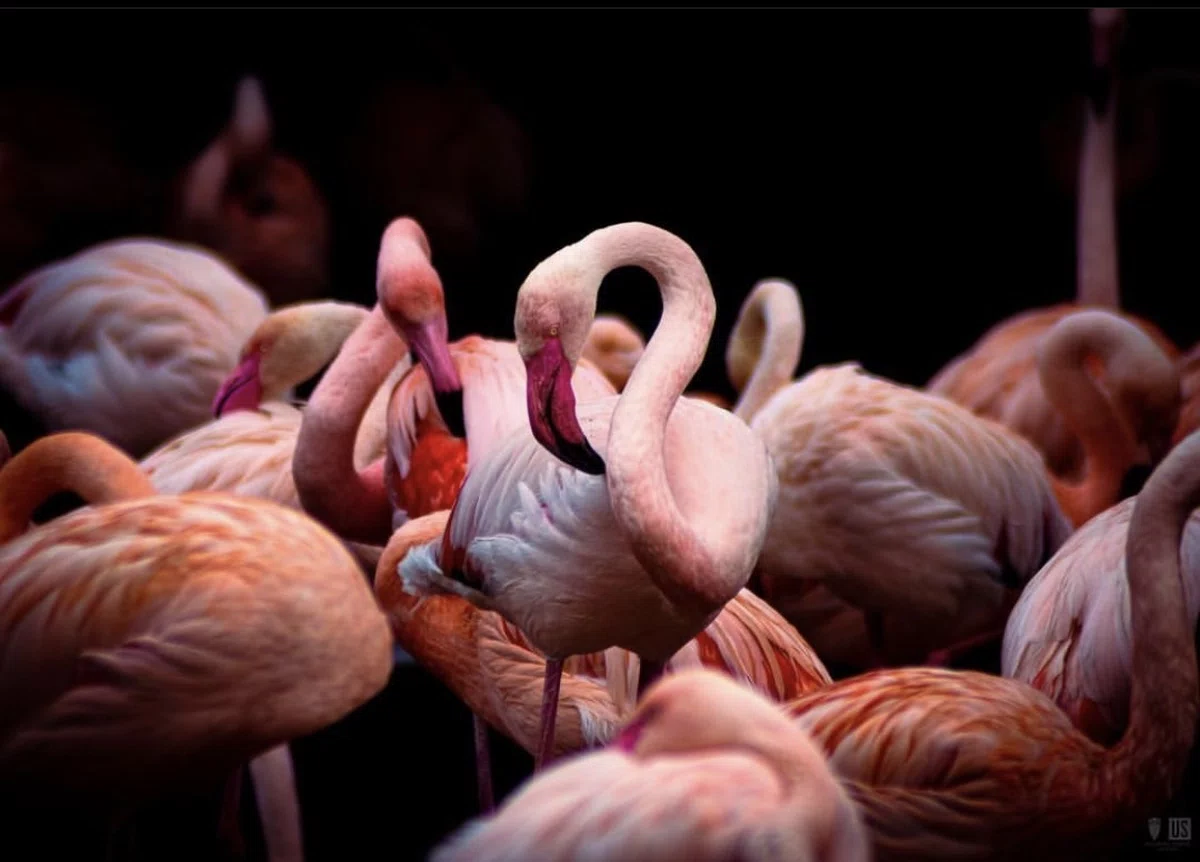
(0, 239), (269, 456)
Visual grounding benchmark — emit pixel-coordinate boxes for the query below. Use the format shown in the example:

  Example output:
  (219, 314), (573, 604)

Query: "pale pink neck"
(728, 279), (804, 423)
(584, 224), (729, 615)
(1105, 431), (1200, 811)
(1076, 68), (1120, 308)
(293, 306), (404, 544)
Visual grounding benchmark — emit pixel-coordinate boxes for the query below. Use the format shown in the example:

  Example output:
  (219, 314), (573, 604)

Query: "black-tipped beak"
(525, 338), (606, 476)
(435, 388), (467, 439)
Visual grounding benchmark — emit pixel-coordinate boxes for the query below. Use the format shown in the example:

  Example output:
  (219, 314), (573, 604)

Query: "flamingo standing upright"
(0, 237), (269, 457)
(776, 430), (1200, 860)
(0, 432), (393, 860)
(397, 222), (777, 770)
(927, 9), (1179, 480)
(431, 669), (870, 862)
(375, 510), (831, 760)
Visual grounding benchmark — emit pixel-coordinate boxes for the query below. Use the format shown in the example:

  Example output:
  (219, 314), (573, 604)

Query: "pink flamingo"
(0, 236), (269, 457)
(397, 222), (777, 770)
(431, 669), (870, 862)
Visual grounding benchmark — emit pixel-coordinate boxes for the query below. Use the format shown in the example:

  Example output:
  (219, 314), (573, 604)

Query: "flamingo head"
(515, 264), (605, 475)
(377, 217), (466, 438)
(213, 349), (264, 417)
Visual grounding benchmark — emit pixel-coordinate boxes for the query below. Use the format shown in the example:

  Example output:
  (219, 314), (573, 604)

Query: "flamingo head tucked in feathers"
(376, 217), (466, 438)
(514, 249), (606, 476)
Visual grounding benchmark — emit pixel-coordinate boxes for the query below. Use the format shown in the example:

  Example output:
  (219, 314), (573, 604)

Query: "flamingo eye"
(550, 325), (559, 337)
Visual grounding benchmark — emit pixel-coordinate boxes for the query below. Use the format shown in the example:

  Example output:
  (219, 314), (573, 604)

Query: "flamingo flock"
(2, 9), (1200, 862)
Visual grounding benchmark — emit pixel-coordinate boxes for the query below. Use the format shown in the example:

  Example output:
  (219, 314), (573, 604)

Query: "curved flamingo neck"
(293, 306), (405, 545)
(259, 302), (370, 403)
(582, 224), (728, 616)
(728, 280), (804, 423)
(0, 432), (155, 542)
(1076, 25), (1120, 308)
(1104, 432), (1200, 812)
(1040, 315), (1136, 525)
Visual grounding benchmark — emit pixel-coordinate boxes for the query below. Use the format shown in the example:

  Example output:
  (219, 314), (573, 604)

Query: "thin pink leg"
(636, 658), (666, 700)
(534, 657), (564, 772)
(473, 712), (495, 812)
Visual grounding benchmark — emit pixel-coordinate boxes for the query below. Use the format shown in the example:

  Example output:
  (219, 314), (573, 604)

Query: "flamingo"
(375, 510), (831, 760)
(294, 217), (615, 542)
(140, 300), (399, 572)
(1174, 343), (1200, 445)
(581, 313), (645, 392)
(726, 277), (1069, 670)
(1001, 496), (1200, 745)
(0, 236), (270, 457)
(0, 432), (393, 859)
(926, 8), (1179, 480)
(167, 76), (331, 307)
(396, 221), (777, 771)
(431, 669), (870, 862)
(779, 430), (1200, 860)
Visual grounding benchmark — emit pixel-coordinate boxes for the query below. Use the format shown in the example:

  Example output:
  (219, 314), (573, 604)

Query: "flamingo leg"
(534, 657), (564, 772)
(473, 712), (495, 812)
(636, 658), (666, 700)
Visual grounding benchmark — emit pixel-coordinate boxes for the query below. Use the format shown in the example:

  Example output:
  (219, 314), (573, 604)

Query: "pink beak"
(405, 318), (466, 439)
(212, 352), (264, 417)
(524, 337), (605, 476)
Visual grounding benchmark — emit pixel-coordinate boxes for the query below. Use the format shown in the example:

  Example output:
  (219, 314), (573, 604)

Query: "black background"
(5, 9), (1200, 860)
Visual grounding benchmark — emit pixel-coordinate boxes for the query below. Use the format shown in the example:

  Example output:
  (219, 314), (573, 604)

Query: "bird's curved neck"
(729, 282), (804, 423)
(0, 433), (155, 542)
(293, 306), (403, 545)
(590, 226), (729, 616)
(263, 303), (370, 402)
(1077, 58), (1120, 308)
(1041, 336), (1134, 526)
(1103, 437), (1200, 815)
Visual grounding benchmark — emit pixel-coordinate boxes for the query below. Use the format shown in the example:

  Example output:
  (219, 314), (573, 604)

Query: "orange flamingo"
(778, 430), (1200, 860)
(0, 432), (393, 859)
(0, 237), (270, 457)
(581, 313), (645, 392)
(432, 669), (870, 862)
(927, 9), (1179, 480)
(397, 222), (777, 772)
(167, 76), (331, 306)
(375, 510), (831, 760)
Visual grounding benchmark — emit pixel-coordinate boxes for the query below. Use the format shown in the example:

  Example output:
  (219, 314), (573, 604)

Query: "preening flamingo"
(375, 510), (831, 760)
(778, 429), (1200, 860)
(1001, 495), (1200, 745)
(727, 279), (1070, 669)
(397, 221), (777, 771)
(580, 313), (645, 392)
(168, 76), (331, 307)
(0, 237), (269, 457)
(927, 10), (1179, 479)
(140, 300), (396, 571)
(432, 669), (870, 862)
(0, 432), (393, 859)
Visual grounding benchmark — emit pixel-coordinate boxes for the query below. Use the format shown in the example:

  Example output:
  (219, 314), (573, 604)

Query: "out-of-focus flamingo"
(0, 432), (393, 859)
(140, 300), (397, 571)
(0, 237), (269, 457)
(1002, 494), (1200, 745)
(167, 76), (331, 306)
(728, 278), (1069, 670)
(375, 510), (831, 760)
(780, 430), (1200, 860)
(432, 669), (870, 862)
(397, 222), (777, 771)
(927, 9), (1179, 479)
(580, 313), (645, 392)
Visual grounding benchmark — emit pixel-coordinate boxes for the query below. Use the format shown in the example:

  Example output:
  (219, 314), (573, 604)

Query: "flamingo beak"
(212, 351), (264, 417)
(524, 338), (606, 476)
(406, 318), (466, 439)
